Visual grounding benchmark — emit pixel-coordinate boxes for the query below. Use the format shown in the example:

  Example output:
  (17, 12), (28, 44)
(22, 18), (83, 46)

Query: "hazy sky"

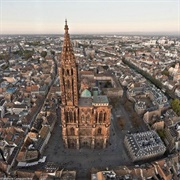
(0, 0), (179, 34)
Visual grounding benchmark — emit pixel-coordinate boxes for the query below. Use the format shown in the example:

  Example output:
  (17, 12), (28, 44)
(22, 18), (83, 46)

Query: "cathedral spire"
(59, 20), (79, 106)
(64, 19), (69, 33)
(61, 20), (76, 65)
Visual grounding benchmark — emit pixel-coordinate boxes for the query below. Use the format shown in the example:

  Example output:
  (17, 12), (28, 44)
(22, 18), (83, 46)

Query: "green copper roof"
(92, 95), (109, 104)
(81, 89), (91, 97)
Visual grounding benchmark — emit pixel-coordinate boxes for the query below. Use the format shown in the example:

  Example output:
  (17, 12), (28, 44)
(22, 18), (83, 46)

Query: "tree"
(157, 129), (166, 139)
(41, 51), (47, 58)
(0, 53), (9, 61)
(51, 50), (55, 55)
(131, 112), (141, 128)
(162, 69), (169, 77)
(124, 101), (132, 112)
(109, 97), (120, 108)
(118, 117), (125, 130)
(104, 81), (112, 88)
(13, 50), (23, 56)
(171, 99), (180, 116)
(24, 51), (33, 60)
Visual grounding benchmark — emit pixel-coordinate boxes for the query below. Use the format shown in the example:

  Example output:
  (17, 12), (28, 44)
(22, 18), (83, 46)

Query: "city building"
(124, 130), (166, 162)
(164, 122), (180, 152)
(59, 21), (112, 149)
(91, 170), (116, 180)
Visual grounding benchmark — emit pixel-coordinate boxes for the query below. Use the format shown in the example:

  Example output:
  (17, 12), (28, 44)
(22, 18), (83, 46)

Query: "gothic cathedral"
(59, 21), (112, 149)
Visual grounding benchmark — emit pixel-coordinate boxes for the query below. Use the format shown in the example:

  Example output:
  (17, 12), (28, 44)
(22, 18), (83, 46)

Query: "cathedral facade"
(59, 21), (112, 149)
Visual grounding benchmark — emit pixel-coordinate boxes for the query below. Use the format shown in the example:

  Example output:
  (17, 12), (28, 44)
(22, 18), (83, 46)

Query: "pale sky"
(0, 0), (179, 35)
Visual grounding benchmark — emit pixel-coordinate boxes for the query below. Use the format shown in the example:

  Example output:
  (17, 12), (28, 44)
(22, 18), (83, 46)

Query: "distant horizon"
(1, 30), (179, 37)
(0, 0), (179, 36)
(0, 31), (179, 37)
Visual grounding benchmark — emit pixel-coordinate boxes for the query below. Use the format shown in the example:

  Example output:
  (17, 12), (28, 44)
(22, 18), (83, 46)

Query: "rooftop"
(92, 95), (109, 106)
(81, 89), (91, 98)
(125, 130), (166, 159)
(78, 97), (92, 107)
(6, 87), (17, 94)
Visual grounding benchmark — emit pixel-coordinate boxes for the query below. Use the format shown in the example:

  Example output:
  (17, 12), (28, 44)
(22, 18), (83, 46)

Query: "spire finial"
(64, 19), (69, 32)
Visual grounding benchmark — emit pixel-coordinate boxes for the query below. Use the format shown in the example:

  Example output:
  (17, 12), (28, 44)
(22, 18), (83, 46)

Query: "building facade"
(59, 21), (111, 149)
(164, 122), (180, 152)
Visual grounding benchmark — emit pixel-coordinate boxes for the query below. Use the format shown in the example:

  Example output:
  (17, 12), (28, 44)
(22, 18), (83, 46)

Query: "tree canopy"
(171, 99), (180, 116)
(41, 51), (47, 58)
(24, 50), (33, 60)
(162, 69), (169, 77)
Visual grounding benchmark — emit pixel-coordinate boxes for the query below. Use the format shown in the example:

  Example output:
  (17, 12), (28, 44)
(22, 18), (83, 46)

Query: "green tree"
(24, 50), (33, 60)
(131, 112), (141, 128)
(171, 99), (180, 116)
(157, 129), (166, 139)
(51, 50), (55, 55)
(162, 69), (169, 76)
(118, 117), (125, 130)
(104, 81), (112, 88)
(41, 51), (47, 58)
(0, 53), (9, 61)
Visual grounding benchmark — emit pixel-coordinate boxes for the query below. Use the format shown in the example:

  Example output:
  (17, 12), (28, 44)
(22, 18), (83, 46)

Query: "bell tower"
(59, 20), (111, 149)
(59, 20), (79, 149)
(59, 20), (78, 106)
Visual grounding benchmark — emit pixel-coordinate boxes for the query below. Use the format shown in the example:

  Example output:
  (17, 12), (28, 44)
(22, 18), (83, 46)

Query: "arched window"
(81, 115), (85, 123)
(70, 127), (75, 135)
(74, 111), (76, 123)
(67, 80), (70, 89)
(86, 114), (90, 121)
(104, 113), (106, 122)
(67, 69), (70, 76)
(95, 113), (98, 122)
(83, 141), (88, 147)
(71, 69), (73, 76)
(65, 111), (69, 122)
(69, 111), (73, 122)
(72, 80), (74, 92)
(98, 128), (101, 135)
(99, 111), (103, 123)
